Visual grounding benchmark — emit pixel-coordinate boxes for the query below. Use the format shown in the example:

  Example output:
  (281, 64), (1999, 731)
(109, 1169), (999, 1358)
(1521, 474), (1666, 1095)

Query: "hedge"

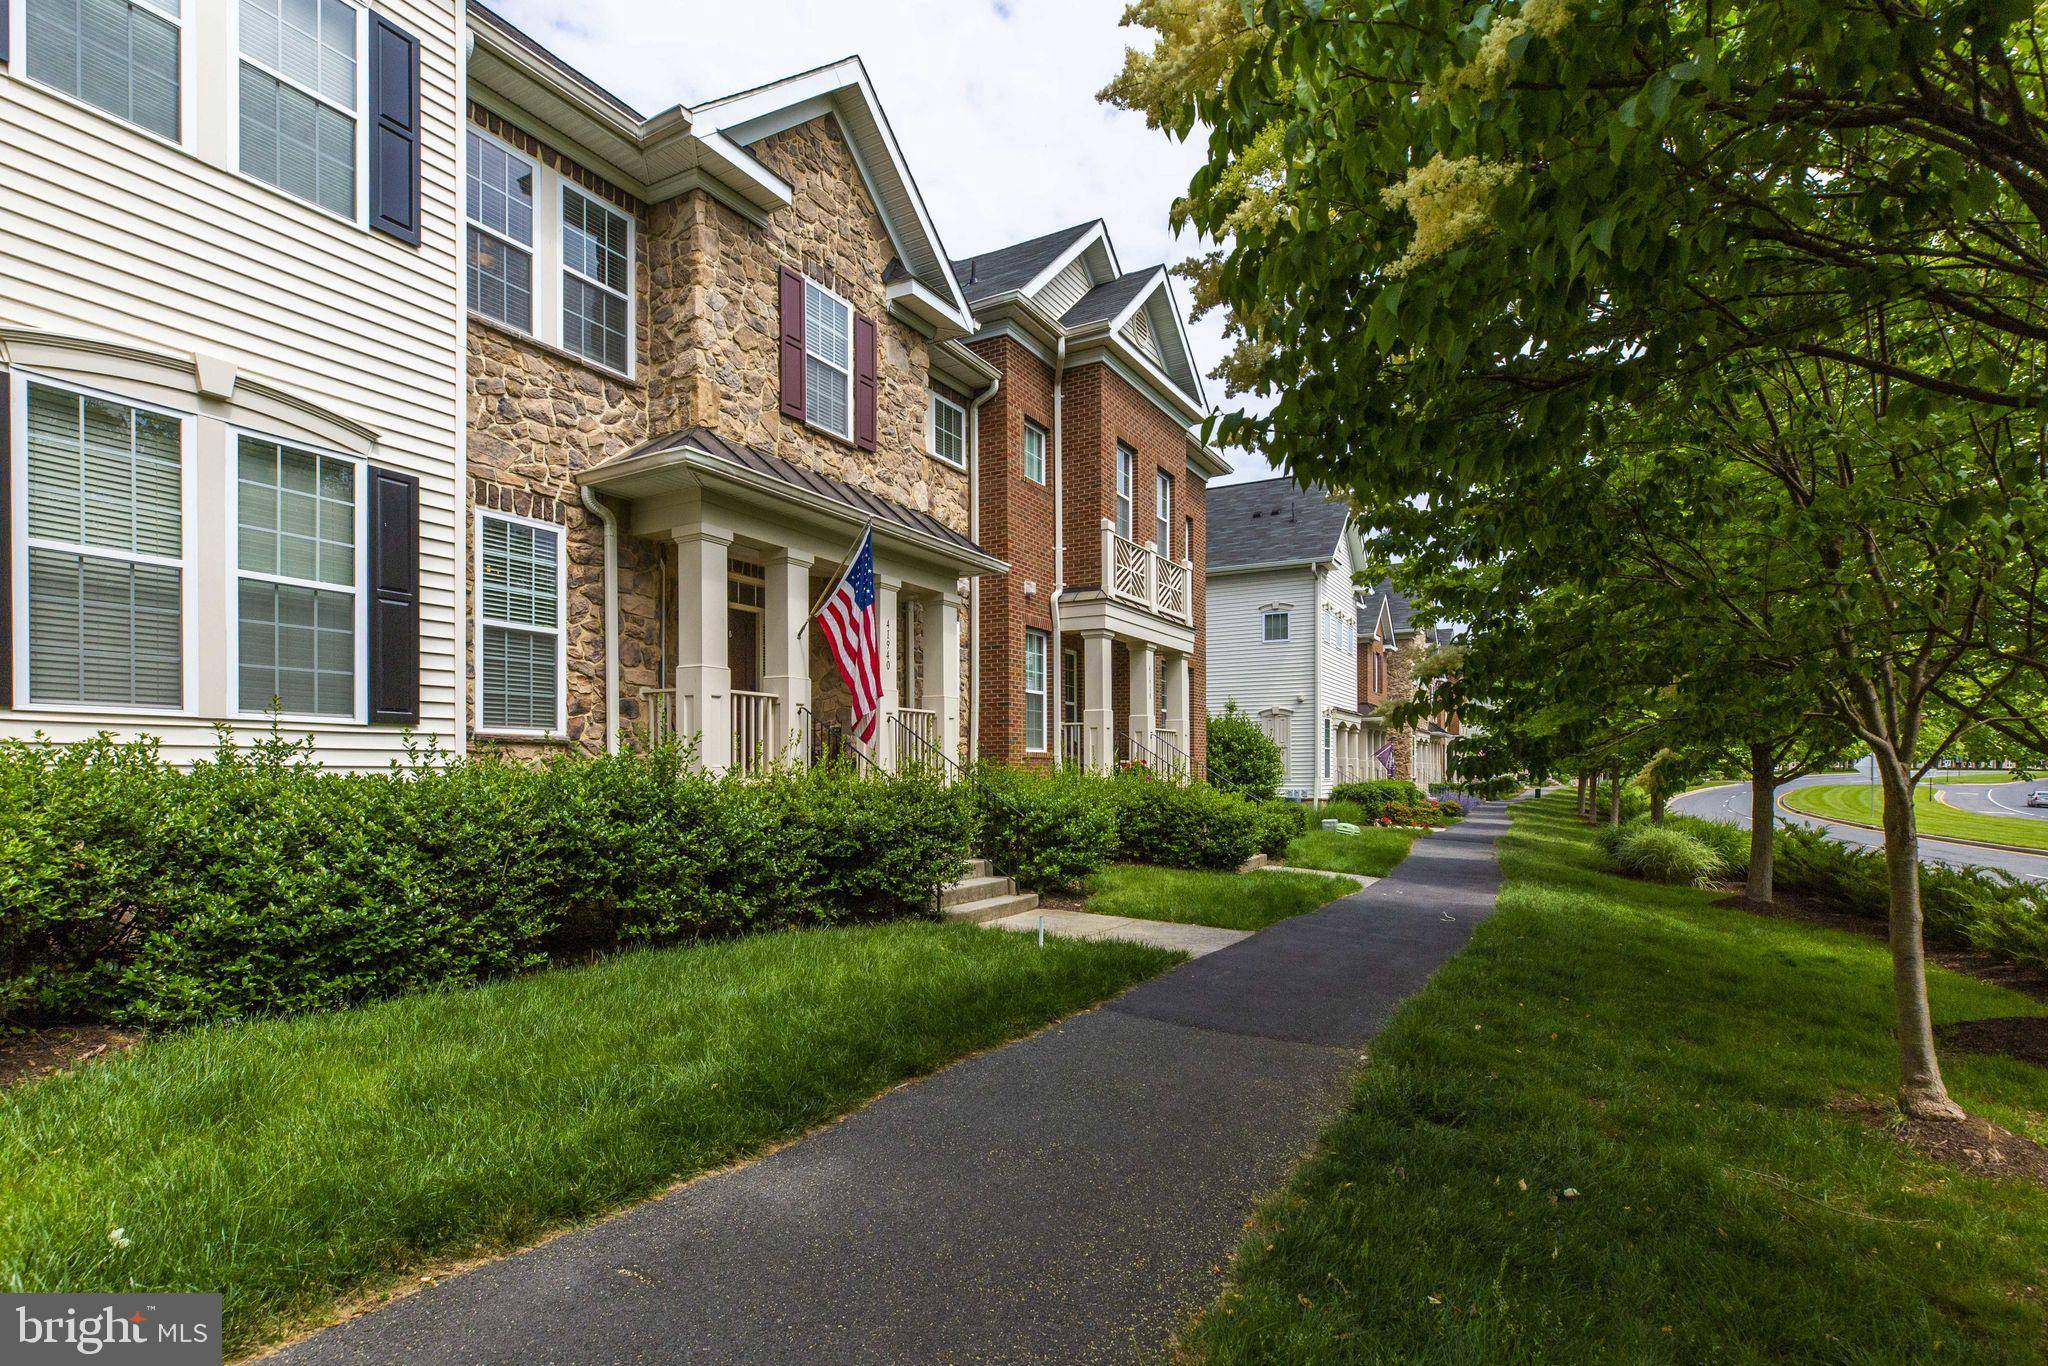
(971, 766), (1266, 890)
(0, 734), (970, 1030)
(1207, 704), (1284, 801)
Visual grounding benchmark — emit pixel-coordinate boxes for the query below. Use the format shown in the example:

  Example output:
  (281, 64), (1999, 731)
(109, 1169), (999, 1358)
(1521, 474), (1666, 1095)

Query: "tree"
(1207, 702), (1285, 800)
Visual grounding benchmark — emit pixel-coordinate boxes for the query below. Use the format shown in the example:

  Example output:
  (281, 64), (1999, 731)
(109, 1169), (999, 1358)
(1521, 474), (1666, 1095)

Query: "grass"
(1285, 825), (1423, 878)
(1782, 779), (2048, 852)
(0, 922), (1177, 1355)
(1083, 864), (1360, 932)
(1182, 795), (2048, 1363)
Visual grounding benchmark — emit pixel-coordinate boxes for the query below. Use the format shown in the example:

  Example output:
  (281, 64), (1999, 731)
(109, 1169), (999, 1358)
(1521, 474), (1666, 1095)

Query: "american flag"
(1375, 741), (1397, 776)
(816, 527), (882, 743)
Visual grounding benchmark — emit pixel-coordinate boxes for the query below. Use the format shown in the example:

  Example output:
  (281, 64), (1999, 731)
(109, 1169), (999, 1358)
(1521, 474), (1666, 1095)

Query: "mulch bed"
(1939, 1016), (2048, 1071)
(0, 1025), (140, 1090)
(1834, 1094), (2048, 1193)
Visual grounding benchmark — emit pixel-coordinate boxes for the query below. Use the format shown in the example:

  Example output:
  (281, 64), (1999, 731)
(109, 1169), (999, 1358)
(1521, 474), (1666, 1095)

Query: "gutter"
(966, 370), (999, 762)
(580, 486), (622, 754)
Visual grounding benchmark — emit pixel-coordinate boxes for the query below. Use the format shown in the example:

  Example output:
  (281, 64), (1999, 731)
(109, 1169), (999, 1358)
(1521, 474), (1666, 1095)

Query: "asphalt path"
(1670, 774), (2048, 883)
(1938, 779), (2048, 822)
(268, 807), (1513, 1365)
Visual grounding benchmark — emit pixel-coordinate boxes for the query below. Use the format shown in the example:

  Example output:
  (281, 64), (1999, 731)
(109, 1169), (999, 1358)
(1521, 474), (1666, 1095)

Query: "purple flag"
(1375, 741), (1397, 774)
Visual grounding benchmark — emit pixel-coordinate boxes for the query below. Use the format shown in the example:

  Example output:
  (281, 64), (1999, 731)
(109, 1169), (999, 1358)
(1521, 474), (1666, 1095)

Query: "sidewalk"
(269, 803), (1510, 1365)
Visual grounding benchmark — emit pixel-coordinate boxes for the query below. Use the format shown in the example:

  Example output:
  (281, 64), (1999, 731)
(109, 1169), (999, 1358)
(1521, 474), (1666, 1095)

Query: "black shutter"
(367, 14), (422, 246)
(367, 467), (420, 725)
(1, 0), (11, 66)
(0, 370), (9, 708)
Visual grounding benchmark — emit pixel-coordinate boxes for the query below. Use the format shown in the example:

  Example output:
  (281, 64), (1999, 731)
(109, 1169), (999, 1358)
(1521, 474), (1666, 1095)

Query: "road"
(1669, 773), (2048, 883)
(1936, 779), (2048, 822)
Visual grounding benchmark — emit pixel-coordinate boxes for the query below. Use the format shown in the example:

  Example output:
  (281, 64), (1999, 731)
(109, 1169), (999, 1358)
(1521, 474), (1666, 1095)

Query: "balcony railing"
(1101, 520), (1194, 625)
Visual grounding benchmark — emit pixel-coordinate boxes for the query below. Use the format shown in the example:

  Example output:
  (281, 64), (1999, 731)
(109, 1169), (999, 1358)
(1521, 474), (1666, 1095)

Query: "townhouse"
(2, 0), (1222, 777)
(1203, 478), (1371, 801)
(953, 222), (1228, 776)
(0, 0), (465, 764)
(1356, 580), (1459, 788)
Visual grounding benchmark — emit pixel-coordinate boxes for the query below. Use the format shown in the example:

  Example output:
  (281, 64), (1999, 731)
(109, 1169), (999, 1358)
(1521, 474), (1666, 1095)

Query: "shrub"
(0, 734), (972, 1030)
(1661, 814), (1749, 870)
(971, 767), (1117, 892)
(1207, 704), (1284, 801)
(1328, 779), (1429, 818)
(1601, 823), (1730, 887)
(1252, 800), (1307, 860)
(1105, 771), (1260, 871)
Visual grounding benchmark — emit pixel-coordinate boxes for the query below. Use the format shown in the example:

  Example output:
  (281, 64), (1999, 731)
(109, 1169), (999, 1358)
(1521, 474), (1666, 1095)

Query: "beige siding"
(1121, 308), (1163, 368)
(1034, 258), (1094, 318)
(0, 0), (464, 768)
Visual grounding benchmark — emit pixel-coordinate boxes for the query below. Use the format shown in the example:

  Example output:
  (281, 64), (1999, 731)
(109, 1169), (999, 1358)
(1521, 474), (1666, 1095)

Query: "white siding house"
(1204, 478), (1369, 800)
(1, 0), (465, 766)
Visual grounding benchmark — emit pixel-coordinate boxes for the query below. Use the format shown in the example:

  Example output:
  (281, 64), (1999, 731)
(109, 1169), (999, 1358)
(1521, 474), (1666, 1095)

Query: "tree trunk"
(1872, 746), (1966, 1121)
(1576, 773), (1588, 815)
(1650, 789), (1667, 824)
(1587, 771), (1600, 822)
(1745, 741), (1776, 907)
(1607, 769), (1623, 826)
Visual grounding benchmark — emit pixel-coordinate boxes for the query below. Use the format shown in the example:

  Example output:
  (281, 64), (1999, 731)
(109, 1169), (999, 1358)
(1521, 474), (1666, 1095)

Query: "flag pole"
(795, 521), (876, 642)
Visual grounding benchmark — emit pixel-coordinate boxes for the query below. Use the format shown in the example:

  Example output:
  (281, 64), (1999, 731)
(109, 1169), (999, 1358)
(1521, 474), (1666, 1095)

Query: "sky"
(489, 0), (1280, 485)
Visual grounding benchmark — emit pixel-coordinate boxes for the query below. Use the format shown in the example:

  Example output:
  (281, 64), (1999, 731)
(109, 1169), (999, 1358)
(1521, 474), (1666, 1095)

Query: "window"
(1022, 421), (1047, 484)
(1115, 443), (1135, 541)
(25, 0), (182, 141)
(238, 0), (361, 219)
(234, 435), (357, 716)
(1155, 469), (1173, 552)
(466, 130), (535, 333)
(562, 186), (630, 373)
(18, 380), (185, 707)
(803, 278), (853, 439)
(1023, 628), (1048, 752)
(929, 393), (966, 469)
(477, 513), (562, 733)
(1262, 610), (1290, 642)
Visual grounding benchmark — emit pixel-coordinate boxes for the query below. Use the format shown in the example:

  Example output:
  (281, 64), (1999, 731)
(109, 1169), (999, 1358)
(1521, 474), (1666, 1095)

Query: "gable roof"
(1060, 268), (1161, 328)
(1357, 580), (1429, 641)
(688, 58), (973, 332)
(952, 222), (1100, 307)
(1206, 478), (1353, 572)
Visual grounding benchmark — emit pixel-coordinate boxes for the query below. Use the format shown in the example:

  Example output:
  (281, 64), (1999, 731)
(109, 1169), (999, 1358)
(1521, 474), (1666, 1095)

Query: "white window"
(1155, 469), (1173, 552)
(804, 278), (853, 440)
(24, 0), (182, 142)
(1115, 443), (1135, 540)
(1022, 420), (1047, 485)
(1023, 628), (1048, 752)
(476, 512), (564, 734)
(15, 378), (187, 709)
(238, 0), (362, 220)
(233, 434), (359, 717)
(929, 393), (966, 469)
(561, 186), (630, 374)
(1262, 610), (1290, 642)
(466, 129), (535, 334)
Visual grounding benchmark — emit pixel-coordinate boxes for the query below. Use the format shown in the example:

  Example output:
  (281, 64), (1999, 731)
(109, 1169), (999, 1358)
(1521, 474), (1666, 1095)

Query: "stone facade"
(465, 106), (971, 755)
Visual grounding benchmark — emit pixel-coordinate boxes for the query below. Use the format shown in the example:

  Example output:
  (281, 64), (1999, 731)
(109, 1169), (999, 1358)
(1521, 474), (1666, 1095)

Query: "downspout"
(580, 486), (621, 755)
(1311, 561), (1325, 804)
(1048, 334), (1068, 758)
(966, 371), (998, 763)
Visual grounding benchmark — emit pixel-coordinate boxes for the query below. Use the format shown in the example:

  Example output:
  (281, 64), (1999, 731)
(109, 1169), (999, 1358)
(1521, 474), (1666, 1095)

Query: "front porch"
(1053, 591), (1198, 778)
(585, 429), (1003, 775)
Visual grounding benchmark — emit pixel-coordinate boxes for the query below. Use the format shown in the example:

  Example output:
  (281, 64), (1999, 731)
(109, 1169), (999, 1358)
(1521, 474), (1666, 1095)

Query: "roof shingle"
(951, 222), (1099, 306)
(1206, 478), (1352, 571)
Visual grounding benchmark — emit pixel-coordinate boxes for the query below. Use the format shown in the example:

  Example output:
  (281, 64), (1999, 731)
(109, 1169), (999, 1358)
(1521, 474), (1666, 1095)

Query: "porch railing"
(1059, 720), (1085, 767)
(640, 686), (691, 748)
(895, 708), (938, 765)
(1150, 729), (1191, 778)
(731, 689), (781, 776)
(1100, 520), (1194, 625)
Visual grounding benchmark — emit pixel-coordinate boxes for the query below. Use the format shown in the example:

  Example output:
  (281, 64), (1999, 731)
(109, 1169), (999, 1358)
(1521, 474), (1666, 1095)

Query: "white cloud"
(488, 0), (1279, 483)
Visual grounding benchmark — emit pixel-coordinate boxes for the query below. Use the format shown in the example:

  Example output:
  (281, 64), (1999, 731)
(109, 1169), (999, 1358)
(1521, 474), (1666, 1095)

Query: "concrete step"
(963, 858), (993, 879)
(940, 875), (1016, 909)
(943, 891), (1041, 925)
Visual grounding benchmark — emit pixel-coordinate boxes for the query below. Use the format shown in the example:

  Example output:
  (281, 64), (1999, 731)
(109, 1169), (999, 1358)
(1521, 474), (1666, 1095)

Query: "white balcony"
(1101, 520), (1194, 626)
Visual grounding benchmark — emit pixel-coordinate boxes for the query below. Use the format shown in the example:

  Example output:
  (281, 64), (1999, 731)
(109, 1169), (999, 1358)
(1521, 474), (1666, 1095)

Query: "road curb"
(1776, 790), (2048, 859)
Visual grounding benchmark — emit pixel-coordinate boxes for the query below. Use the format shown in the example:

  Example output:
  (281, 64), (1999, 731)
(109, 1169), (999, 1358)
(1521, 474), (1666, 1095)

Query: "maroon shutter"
(367, 467), (420, 725)
(778, 267), (806, 420)
(0, 370), (9, 708)
(853, 314), (878, 451)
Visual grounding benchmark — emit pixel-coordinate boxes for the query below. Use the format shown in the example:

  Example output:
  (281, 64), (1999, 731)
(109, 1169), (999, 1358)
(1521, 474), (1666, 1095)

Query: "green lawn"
(1182, 795), (2048, 1362)
(0, 923), (1177, 1356)
(1285, 825), (1422, 877)
(1782, 779), (2048, 852)
(1084, 864), (1359, 932)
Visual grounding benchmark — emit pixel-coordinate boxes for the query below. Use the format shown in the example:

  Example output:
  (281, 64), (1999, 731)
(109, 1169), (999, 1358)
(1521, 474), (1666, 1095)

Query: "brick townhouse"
(1357, 581), (1459, 788)
(952, 222), (1230, 776)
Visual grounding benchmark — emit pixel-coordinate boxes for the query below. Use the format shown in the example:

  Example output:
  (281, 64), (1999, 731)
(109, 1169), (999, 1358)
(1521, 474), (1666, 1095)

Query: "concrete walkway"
(268, 803), (1511, 1366)
(985, 906), (1251, 957)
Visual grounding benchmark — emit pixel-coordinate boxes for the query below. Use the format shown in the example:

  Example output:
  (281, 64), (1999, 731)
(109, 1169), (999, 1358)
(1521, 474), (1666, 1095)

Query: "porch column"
(675, 524), (732, 772)
(875, 578), (900, 768)
(920, 591), (962, 767)
(1082, 630), (1115, 773)
(1127, 641), (1157, 762)
(1163, 652), (1190, 765)
(764, 548), (813, 762)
